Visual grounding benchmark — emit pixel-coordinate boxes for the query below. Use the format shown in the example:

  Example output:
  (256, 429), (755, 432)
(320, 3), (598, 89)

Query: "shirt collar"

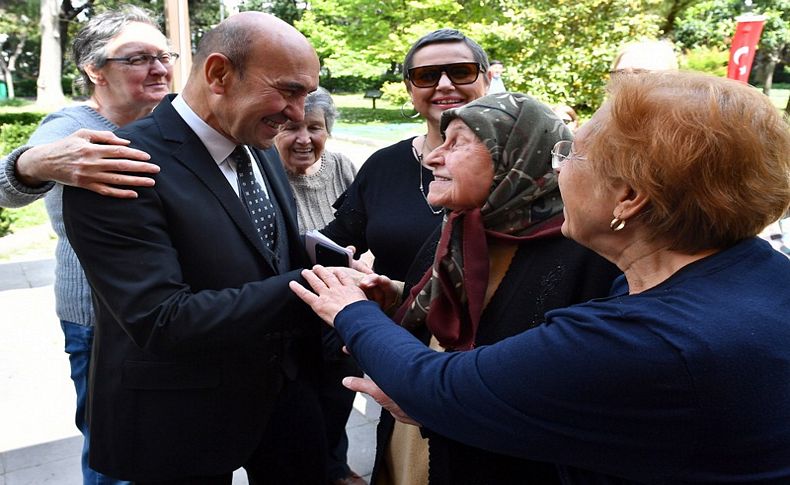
(171, 94), (236, 165)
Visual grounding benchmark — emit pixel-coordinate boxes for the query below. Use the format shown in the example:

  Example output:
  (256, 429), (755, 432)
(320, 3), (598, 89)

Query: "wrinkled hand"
(343, 376), (420, 426)
(345, 246), (373, 275)
(289, 265), (368, 326)
(324, 266), (402, 312)
(15, 129), (159, 198)
(358, 273), (403, 312)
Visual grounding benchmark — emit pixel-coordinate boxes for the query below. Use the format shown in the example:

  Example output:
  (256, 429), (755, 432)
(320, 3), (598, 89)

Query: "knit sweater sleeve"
(289, 151), (357, 234)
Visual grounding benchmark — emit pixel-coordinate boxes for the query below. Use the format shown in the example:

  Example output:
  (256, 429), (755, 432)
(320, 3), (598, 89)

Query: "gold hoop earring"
(610, 217), (626, 232)
(400, 101), (421, 119)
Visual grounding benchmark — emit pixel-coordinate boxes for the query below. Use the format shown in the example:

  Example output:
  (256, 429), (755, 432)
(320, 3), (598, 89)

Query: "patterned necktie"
(232, 146), (278, 250)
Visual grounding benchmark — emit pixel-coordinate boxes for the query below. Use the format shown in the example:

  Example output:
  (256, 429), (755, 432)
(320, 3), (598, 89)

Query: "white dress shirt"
(171, 94), (269, 197)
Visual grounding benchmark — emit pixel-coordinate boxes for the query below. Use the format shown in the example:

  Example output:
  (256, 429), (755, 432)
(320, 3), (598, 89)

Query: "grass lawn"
(332, 92), (425, 143)
(5, 199), (50, 229)
(768, 88), (789, 111)
(0, 200), (55, 261)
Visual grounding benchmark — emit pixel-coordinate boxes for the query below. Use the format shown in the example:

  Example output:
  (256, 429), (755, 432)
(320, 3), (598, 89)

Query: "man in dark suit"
(63, 12), (327, 484)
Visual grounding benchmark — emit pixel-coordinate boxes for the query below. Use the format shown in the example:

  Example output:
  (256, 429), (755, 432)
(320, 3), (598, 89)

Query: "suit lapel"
(152, 96), (277, 270)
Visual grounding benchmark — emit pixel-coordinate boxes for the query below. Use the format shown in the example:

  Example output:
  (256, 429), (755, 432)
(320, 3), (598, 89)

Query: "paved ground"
(0, 137), (390, 484)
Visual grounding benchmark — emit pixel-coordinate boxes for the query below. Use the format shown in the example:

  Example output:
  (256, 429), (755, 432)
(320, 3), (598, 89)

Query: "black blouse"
(322, 138), (444, 281)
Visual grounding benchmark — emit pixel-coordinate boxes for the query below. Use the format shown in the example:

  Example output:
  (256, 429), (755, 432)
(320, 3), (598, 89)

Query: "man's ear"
(204, 53), (235, 95)
(613, 181), (649, 221)
(84, 64), (105, 86)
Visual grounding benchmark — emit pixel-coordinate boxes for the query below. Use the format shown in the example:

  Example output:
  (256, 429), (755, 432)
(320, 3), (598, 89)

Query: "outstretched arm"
(14, 129), (158, 198)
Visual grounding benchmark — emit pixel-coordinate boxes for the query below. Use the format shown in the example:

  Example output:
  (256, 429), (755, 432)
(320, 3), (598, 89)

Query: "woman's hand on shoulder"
(15, 129), (159, 198)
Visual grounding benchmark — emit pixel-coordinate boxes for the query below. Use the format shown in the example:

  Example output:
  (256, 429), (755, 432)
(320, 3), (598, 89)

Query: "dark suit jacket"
(63, 95), (322, 481)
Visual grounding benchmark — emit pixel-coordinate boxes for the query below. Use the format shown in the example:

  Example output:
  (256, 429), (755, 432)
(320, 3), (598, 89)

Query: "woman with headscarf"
(315, 93), (620, 484)
(293, 73), (790, 484)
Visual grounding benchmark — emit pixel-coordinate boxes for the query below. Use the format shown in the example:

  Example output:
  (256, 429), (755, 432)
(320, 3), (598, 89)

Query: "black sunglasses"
(407, 62), (482, 88)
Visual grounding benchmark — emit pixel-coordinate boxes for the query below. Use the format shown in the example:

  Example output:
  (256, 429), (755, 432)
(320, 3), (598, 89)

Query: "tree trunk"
(761, 59), (776, 96)
(6, 36), (25, 99)
(36, 0), (65, 109)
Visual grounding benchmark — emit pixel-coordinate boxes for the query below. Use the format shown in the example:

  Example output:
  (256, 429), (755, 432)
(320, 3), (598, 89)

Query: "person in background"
(320, 27), (490, 484)
(552, 104), (579, 133)
(294, 71), (790, 484)
(0, 7), (170, 484)
(276, 87), (357, 234)
(611, 39), (678, 74)
(63, 12), (327, 483)
(486, 60), (506, 93)
(274, 87), (365, 485)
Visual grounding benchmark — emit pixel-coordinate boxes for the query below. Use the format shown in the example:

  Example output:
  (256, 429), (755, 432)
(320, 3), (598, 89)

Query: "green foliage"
(335, 107), (415, 124)
(0, 199), (50, 239)
(0, 98), (33, 108)
(380, 81), (410, 107)
(0, 112), (46, 125)
(300, 0), (664, 111)
(0, 122), (39, 155)
(323, 75), (381, 92)
(673, 0), (789, 88)
(5, 199), (49, 228)
(683, 45), (729, 76)
(0, 112), (44, 155)
(0, 208), (11, 237)
(672, 0), (740, 50)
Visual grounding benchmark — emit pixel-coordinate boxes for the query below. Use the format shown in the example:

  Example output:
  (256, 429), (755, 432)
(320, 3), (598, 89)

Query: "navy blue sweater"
(335, 238), (790, 484)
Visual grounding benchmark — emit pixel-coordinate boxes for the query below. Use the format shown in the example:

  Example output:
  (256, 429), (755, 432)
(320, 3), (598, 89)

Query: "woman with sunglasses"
(320, 28), (490, 484)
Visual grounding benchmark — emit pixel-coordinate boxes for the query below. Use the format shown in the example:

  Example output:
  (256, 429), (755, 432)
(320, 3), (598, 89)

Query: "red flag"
(727, 14), (766, 82)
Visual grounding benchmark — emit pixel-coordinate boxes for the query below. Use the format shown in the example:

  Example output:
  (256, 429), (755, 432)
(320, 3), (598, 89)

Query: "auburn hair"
(585, 71), (790, 253)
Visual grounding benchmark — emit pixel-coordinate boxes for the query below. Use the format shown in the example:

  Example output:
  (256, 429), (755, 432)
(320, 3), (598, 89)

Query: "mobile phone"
(315, 242), (351, 267)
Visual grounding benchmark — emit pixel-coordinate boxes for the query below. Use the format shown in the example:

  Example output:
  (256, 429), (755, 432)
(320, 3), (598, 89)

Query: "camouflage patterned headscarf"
(396, 92), (572, 350)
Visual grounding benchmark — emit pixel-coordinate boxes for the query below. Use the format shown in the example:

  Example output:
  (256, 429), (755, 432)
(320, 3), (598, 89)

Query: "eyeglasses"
(105, 52), (180, 67)
(407, 62), (482, 88)
(551, 140), (585, 170)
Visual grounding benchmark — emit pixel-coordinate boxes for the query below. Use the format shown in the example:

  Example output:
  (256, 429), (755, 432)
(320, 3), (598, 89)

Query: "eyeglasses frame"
(551, 140), (586, 170)
(104, 52), (180, 67)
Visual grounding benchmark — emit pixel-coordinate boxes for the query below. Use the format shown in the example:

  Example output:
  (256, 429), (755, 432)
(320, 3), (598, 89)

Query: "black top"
(322, 137), (444, 281)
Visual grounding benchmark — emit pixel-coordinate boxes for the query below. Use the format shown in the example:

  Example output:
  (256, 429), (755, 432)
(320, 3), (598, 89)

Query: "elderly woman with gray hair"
(0, 6), (173, 484)
(275, 87), (364, 485)
(275, 86), (357, 234)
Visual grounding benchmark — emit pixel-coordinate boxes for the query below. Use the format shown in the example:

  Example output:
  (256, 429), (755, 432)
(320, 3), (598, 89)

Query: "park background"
(0, 0), (789, 237)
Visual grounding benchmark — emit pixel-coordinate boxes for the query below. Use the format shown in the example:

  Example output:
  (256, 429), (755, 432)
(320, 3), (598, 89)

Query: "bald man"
(63, 13), (328, 483)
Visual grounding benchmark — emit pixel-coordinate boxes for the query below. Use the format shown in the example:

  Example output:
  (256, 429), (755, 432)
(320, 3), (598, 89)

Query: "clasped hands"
(289, 261), (403, 327)
(289, 259), (419, 426)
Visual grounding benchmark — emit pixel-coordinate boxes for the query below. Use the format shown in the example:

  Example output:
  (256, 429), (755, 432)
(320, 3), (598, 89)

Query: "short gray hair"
(305, 87), (339, 134)
(72, 6), (161, 93)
